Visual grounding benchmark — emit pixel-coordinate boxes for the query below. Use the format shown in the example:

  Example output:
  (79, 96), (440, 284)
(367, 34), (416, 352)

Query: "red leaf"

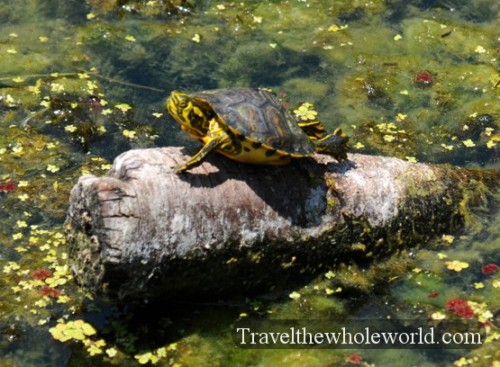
(444, 298), (465, 310)
(479, 321), (492, 328)
(414, 71), (433, 85)
(0, 181), (17, 192)
(444, 298), (474, 319)
(345, 353), (362, 364)
(481, 263), (499, 275)
(39, 286), (61, 298)
(32, 269), (53, 280)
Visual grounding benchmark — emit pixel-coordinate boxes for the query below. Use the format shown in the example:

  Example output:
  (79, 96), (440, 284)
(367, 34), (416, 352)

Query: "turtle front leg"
(175, 119), (232, 173)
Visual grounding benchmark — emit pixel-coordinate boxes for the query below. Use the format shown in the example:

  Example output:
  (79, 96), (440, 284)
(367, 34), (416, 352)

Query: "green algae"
(0, 0), (499, 366)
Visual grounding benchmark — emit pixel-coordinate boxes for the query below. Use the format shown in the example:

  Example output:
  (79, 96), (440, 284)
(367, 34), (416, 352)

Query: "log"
(65, 147), (498, 301)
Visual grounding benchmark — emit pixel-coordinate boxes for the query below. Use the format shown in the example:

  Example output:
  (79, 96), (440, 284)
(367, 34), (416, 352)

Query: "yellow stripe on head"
(166, 91), (212, 138)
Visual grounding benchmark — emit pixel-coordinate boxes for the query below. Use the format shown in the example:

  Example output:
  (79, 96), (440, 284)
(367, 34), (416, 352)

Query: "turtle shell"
(192, 88), (315, 156)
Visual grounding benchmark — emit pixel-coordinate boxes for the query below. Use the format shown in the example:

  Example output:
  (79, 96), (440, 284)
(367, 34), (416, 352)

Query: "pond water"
(0, 0), (498, 366)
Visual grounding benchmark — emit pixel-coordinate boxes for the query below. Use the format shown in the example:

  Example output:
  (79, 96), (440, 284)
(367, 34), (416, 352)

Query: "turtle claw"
(174, 165), (188, 174)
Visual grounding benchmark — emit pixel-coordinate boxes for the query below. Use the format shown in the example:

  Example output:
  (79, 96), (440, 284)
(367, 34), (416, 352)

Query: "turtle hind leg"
(313, 128), (350, 162)
(297, 120), (326, 140)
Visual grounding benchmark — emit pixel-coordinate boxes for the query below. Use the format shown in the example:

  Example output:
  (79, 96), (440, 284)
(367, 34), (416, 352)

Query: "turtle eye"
(167, 91), (191, 118)
(177, 97), (189, 110)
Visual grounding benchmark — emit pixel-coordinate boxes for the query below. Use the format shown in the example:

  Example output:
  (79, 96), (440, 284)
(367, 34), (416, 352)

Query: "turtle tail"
(314, 128), (350, 162)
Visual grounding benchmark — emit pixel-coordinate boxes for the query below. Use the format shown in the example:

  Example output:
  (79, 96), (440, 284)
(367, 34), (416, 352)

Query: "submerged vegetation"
(0, 0), (498, 366)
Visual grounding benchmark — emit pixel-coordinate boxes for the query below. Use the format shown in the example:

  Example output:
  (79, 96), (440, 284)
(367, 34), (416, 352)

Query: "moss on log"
(65, 147), (498, 301)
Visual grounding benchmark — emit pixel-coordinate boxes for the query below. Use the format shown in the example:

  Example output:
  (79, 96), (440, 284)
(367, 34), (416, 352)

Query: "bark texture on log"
(65, 147), (498, 301)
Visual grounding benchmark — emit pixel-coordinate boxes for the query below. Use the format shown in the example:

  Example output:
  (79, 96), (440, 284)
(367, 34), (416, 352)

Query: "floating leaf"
(16, 220), (28, 228)
(115, 103), (132, 112)
(0, 181), (17, 192)
(56, 295), (70, 303)
(293, 104), (318, 121)
(122, 130), (136, 139)
(135, 352), (155, 365)
(50, 83), (65, 92)
(85, 339), (106, 356)
(12, 232), (24, 240)
(192, 34), (201, 43)
(32, 269), (52, 280)
(462, 139), (476, 148)
(445, 298), (474, 318)
(453, 357), (471, 367)
(474, 45), (486, 54)
(328, 24), (348, 32)
(442, 234), (454, 243)
(325, 270), (336, 279)
(481, 263), (498, 275)
(106, 347), (118, 357)
(39, 286), (61, 297)
(345, 353), (362, 364)
(486, 139), (496, 149)
(396, 113), (407, 121)
(49, 320), (96, 343)
(383, 135), (396, 142)
(445, 260), (469, 272)
(431, 312), (446, 320)
(253, 16), (262, 24)
(47, 164), (60, 173)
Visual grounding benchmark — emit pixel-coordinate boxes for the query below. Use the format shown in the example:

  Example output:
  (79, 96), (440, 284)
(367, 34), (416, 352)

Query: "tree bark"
(65, 147), (498, 301)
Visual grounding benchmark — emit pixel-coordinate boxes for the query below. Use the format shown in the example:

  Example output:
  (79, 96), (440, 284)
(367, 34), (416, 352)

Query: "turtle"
(166, 87), (349, 173)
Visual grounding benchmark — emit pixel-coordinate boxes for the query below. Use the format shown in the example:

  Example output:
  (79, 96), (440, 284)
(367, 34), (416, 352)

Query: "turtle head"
(166, 91), (211, 137)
